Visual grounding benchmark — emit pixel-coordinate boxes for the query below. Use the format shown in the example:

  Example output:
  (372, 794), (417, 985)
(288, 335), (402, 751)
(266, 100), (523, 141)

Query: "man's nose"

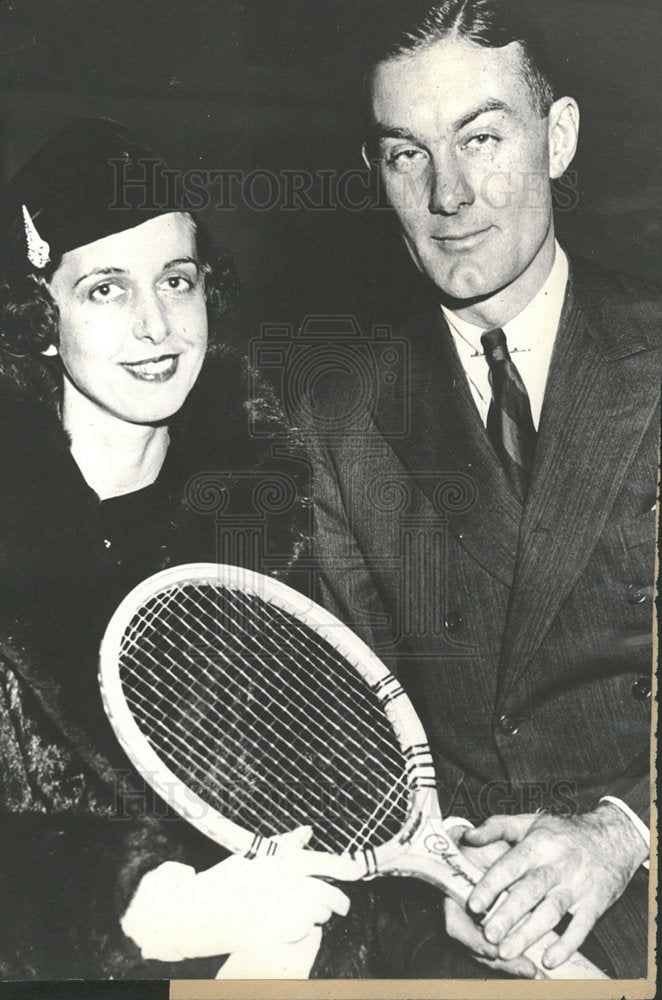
(428, 153), (475, 215)
(134, 291), (170, 344)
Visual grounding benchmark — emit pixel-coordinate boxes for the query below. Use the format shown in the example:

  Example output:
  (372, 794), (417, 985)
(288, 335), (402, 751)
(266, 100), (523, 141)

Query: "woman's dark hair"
(0, 213), (239, 358)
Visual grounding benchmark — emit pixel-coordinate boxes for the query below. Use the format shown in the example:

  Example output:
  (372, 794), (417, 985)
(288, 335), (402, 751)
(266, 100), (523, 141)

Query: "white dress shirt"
(440, 242), (650, 861)
(441, 242), (569, 430)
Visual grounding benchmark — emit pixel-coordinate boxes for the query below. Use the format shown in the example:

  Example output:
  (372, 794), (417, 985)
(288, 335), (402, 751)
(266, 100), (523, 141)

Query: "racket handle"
(518, 929), (609, 980)
(481, 891), (610, 979)
(384, 834), (609, 978)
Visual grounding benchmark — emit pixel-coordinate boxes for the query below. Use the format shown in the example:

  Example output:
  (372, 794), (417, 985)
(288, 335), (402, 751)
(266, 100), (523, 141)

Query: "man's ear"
(41, 343), (58, 356)
(548, 97), (580, 179)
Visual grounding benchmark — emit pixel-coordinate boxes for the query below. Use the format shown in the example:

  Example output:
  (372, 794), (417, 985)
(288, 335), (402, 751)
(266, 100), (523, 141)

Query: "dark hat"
(0, 117), (183, 284)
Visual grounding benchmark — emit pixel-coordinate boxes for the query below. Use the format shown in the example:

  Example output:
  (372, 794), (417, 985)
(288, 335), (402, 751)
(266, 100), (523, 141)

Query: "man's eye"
(89, 282), (123, 303)
(385, 148), (427, 173)
(463, 133), (499, 150)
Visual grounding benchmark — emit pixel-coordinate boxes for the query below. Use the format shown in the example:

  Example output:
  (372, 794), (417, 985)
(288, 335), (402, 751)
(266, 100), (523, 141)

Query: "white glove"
(121, 830), (353, 963)
(215, 929), (324, 979)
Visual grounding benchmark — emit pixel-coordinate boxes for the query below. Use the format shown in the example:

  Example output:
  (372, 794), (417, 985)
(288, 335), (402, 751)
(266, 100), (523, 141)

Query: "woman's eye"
(89, 282), (123, 303)
(159, 274), (195, 294)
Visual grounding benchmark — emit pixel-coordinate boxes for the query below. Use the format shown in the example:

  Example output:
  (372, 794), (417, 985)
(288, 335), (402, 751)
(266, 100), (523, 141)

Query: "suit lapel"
(498, 261), (662, 697)
(375, 307), (522, 587)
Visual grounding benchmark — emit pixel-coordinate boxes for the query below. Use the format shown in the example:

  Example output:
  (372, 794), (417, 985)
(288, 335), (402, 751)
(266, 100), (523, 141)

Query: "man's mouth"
(433, 226), (493, 248)
(121, 355), (180, 382)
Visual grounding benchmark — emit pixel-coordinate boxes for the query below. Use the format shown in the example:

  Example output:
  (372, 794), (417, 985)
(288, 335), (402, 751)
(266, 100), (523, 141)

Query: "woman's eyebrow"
(73, 266), (125, 289)
(72, 257), (200, 289)
(161, 255), (200, 271)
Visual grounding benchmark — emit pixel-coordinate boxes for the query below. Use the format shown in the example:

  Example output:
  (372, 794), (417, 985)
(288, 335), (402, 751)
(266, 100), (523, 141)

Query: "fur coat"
(0, 346), (311, 979)
(0, 348), (524, 982)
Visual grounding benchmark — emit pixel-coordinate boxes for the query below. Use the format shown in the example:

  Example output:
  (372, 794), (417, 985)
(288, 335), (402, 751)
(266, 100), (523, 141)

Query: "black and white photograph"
(0, 1), (658, 997)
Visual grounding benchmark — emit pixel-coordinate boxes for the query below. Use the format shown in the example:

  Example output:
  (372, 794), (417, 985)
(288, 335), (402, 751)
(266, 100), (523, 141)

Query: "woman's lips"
(121, 355), (180, 381)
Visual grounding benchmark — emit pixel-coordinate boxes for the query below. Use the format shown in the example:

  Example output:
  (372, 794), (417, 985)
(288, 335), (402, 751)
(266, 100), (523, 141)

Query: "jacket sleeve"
(307, 427), (396, 667)
(601, 749), (651, 827)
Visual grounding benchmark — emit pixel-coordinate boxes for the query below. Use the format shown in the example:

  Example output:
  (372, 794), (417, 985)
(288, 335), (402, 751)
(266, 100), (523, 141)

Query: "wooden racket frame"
(99, 562), (608, 979)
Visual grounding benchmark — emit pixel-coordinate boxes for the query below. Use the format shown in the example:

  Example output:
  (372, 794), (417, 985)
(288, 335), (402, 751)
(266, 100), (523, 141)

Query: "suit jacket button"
(498, 714), (520, 736)
(632, 677), (651, 700)
(626, 584), (652, 605)
(444, 614), (464, 633)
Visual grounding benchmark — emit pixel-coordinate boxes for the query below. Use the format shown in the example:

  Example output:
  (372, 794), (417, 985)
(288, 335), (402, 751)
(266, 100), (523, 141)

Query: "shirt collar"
(441, 242), (569, 351)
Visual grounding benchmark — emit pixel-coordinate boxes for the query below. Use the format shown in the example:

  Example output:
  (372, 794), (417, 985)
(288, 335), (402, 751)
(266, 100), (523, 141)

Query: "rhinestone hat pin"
(22, 204), (51, 269)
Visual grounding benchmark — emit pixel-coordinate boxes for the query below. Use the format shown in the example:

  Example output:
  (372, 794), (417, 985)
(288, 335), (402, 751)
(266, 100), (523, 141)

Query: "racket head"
(99, 562), (438, 866)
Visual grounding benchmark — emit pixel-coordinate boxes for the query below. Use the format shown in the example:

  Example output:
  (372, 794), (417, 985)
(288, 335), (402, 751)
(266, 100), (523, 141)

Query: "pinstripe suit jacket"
(308, 256), (660, 977)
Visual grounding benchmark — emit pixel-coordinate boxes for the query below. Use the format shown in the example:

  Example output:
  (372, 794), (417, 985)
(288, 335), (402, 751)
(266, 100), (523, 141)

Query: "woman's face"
(49, 212), (208, 428)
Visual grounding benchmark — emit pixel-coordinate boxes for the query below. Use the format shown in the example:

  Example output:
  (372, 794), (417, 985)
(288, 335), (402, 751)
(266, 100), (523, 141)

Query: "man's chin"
(427, 269), (501, 308)
(418, 256), (521, 310)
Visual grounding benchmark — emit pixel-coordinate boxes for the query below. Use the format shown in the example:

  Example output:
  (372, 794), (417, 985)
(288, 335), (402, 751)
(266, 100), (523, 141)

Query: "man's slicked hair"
(366, 0), (557, 118)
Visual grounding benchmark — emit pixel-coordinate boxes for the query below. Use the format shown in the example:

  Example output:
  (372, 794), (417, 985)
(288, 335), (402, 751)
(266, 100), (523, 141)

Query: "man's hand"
(444, 898), (538, 978)
(461, 803), (648, 970)
(443, 822), (538, 978)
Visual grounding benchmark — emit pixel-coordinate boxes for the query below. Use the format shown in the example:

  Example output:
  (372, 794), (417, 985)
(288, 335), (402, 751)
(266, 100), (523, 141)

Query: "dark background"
(0, 2), (659, 996)
(1, 0), (660, 349)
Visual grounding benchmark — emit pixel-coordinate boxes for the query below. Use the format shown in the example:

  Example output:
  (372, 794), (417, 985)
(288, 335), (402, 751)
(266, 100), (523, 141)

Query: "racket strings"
(135, 586), (397, 799)
(232, 592), (407, 774)
(344, 770), (410, 854)
(124, 614), (336, 838)
(119, 581), (409, 853)
(249, 595), (406, 766)
(228, 591), (411, 846)
(218, 588), (410, 828)
(154, 583), (403, 787)
(205, 587), (410, 848)
(123, 635), (349, 841)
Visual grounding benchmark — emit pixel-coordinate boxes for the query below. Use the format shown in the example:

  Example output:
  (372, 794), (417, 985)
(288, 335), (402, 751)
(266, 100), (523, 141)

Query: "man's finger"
(458, 836), (512, 873)
(444, 898), (536, 977)
(444, 898), (499, 959)
(464, 814), (537, 846)
(542, 908), (596, 969)
(468, 844), (538, 914)
(497, 892), (573, 961)
(482, 867), (557, 943)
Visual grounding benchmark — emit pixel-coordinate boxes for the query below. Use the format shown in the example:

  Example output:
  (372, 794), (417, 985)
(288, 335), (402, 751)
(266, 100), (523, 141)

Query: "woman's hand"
(121, 847), (352, 963)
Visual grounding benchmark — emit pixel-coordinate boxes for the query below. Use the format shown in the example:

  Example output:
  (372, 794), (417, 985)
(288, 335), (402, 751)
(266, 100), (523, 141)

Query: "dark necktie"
(481, 327), (536, 498)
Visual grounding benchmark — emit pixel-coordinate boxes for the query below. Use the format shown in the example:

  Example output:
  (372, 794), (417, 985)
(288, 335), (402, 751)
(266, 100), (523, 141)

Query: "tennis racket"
(99, 562), (608, 979)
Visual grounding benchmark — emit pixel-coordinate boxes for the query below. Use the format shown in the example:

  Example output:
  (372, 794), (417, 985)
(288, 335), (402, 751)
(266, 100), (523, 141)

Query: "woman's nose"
(134, 291), (170, 344)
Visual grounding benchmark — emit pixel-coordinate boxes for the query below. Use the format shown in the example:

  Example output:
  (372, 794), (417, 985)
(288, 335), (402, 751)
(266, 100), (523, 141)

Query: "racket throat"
(370, 797), (484, 906)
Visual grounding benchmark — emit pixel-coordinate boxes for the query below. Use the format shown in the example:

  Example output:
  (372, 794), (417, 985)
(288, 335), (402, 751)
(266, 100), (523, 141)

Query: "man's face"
(370, 39), (557, 305)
